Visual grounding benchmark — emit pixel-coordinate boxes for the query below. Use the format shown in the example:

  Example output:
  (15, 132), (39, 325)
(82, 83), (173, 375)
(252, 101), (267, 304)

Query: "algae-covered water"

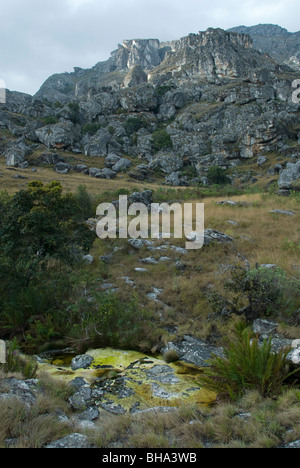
(38, 348), (216, 413)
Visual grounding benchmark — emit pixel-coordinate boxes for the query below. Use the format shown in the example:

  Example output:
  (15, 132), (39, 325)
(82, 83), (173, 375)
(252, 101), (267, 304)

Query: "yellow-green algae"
(37, 348), (216, 411)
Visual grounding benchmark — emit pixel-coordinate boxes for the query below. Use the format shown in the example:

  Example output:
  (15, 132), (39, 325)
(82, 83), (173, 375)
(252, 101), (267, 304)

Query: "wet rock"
(68, 386), (93, 410)
(71, 354), (94, 371)
(162, 336), (224, 368)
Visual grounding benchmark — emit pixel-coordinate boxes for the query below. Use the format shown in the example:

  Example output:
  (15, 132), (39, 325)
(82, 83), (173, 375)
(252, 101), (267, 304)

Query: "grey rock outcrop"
(35, 122), (75, 149)
(278, 161), (300, 191)
(162, 335), (224, 368)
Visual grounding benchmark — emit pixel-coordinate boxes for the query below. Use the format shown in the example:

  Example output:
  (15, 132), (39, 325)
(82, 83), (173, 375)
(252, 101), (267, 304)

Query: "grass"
(82, 388), (300, 448)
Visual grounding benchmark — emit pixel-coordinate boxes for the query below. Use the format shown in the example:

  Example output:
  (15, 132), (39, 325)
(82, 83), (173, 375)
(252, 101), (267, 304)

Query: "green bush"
(82, 122), (101, 135)
(206, 166), (231, 185)
(151, 129), (173, 152)
(124, 117), (150, 135)
(70, 293), (151, 350)
(42, 117), (59, 125)
(210, 266), (300, 321)
(198, 323), (296, 401)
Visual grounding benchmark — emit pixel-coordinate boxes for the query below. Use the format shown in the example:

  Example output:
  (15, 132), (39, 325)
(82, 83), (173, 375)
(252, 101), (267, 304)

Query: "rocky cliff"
(228, 24), (300, 69)
(1, 26), (300, 190)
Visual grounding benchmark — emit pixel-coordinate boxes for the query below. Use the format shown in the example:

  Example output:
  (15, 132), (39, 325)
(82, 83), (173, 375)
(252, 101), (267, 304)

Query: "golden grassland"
(1, 365), (299, 448)
(0, 162), (300, 448)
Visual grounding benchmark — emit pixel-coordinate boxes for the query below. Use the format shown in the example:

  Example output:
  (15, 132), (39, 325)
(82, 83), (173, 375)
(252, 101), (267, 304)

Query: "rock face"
(1, 25), (300, 187)
(228, 24), (300, 70)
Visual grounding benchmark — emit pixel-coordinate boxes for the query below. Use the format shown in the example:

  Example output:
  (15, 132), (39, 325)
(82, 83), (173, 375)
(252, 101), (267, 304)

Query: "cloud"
(0, 0), (299, 95)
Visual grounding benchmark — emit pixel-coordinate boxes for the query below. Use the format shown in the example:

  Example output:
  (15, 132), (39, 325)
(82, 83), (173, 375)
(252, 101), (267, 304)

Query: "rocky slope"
(1, 26), (300, 191)
(228, 24), (300, 69)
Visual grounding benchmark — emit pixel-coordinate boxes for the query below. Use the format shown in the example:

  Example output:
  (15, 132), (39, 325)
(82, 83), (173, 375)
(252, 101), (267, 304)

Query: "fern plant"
(198, 323), (297, 401)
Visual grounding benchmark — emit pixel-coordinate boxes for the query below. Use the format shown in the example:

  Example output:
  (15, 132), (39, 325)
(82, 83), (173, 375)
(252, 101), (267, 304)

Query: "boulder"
(95, 168), (117, 179)
(71, 354), (94, 371)
(278, 161), (300, 191)
(35, 122), (75, 149)
(162, 336), (224, 368)
(54, 162), (72, 174)
(112, 157), (132, 173)
(204, 229), (234, 246)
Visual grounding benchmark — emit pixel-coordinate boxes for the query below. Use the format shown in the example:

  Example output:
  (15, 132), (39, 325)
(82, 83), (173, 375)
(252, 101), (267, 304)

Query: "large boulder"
(35, 121), (75, 149)
(148, 154), (184, 174)
(112, 157), (132, 173)
(5, 138), (32, 166)
(278, 161), (300, 192)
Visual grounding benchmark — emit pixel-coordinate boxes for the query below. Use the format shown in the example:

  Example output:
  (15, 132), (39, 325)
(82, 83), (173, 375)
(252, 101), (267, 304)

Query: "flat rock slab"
(162, 336), (224, 368)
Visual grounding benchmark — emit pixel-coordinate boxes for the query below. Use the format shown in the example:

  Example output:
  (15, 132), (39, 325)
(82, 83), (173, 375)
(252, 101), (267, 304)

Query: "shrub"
(197, 322), (296, 401)
(206, 166), (231, 185)
(42, 117), (59, 125)
(210, 266), (300, 321)
(124, 116), (149, 135)
(69, 293), (151, 350)
(82, 122), (101, 135)
(151, 129), (173, 152)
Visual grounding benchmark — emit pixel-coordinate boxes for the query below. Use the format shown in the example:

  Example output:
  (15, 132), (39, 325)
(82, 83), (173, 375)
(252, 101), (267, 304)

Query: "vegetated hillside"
(0, 26), (300, 449)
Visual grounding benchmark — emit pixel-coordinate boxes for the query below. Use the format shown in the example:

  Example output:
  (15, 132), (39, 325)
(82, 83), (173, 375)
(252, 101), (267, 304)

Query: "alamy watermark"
(96, 196), (205, 250)
(0, 340), (6, 364)
(292, 79), (300, 104)
(0, 79), (6, 104)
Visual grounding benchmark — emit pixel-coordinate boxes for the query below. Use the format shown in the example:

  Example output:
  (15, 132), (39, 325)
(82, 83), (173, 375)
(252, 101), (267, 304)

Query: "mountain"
(228, 24), (300, 69)
(1, 26), (300, 192)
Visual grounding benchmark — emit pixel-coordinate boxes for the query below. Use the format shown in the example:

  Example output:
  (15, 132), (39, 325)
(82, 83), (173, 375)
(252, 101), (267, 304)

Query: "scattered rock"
(269, 209), (295, 216)
(45, 433), (94, 449)
(204, 229), (234, 246)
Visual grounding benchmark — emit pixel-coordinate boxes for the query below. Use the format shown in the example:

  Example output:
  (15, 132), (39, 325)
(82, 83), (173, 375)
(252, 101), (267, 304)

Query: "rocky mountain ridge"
(228, 24), (300, 69)
(1, 26), (300, 192)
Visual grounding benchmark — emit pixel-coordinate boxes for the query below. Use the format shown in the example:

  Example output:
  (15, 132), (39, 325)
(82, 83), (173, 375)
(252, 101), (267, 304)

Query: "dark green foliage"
(156, 85), (172, 97)
(0, 182), (95, 349)
(75, 185), (95, 221)
(198, 322), (296, 401)
(212, 266), (300, 321)
(82, 122), (102, 135)
(151, 129), (173, 152)
(206, 166), (231, 185)
(124, 116), (150, 135)
(68, 102), (80, 124)
(42, 117), (59, 125)
(67, 292), (152, 350)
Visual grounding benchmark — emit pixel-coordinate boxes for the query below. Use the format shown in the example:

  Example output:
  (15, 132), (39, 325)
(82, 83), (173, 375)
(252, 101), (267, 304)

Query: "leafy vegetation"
(206, 166), (231, 185)
(151, 129), (173, 152)
(197, 322), (296, 401)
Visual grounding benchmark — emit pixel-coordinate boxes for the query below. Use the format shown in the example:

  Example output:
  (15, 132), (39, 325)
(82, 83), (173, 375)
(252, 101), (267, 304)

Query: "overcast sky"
(0, 0), (299, 95)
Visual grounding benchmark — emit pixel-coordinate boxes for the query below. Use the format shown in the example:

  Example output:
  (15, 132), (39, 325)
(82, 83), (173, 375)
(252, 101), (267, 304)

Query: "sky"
(0, 0), (299, 95)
